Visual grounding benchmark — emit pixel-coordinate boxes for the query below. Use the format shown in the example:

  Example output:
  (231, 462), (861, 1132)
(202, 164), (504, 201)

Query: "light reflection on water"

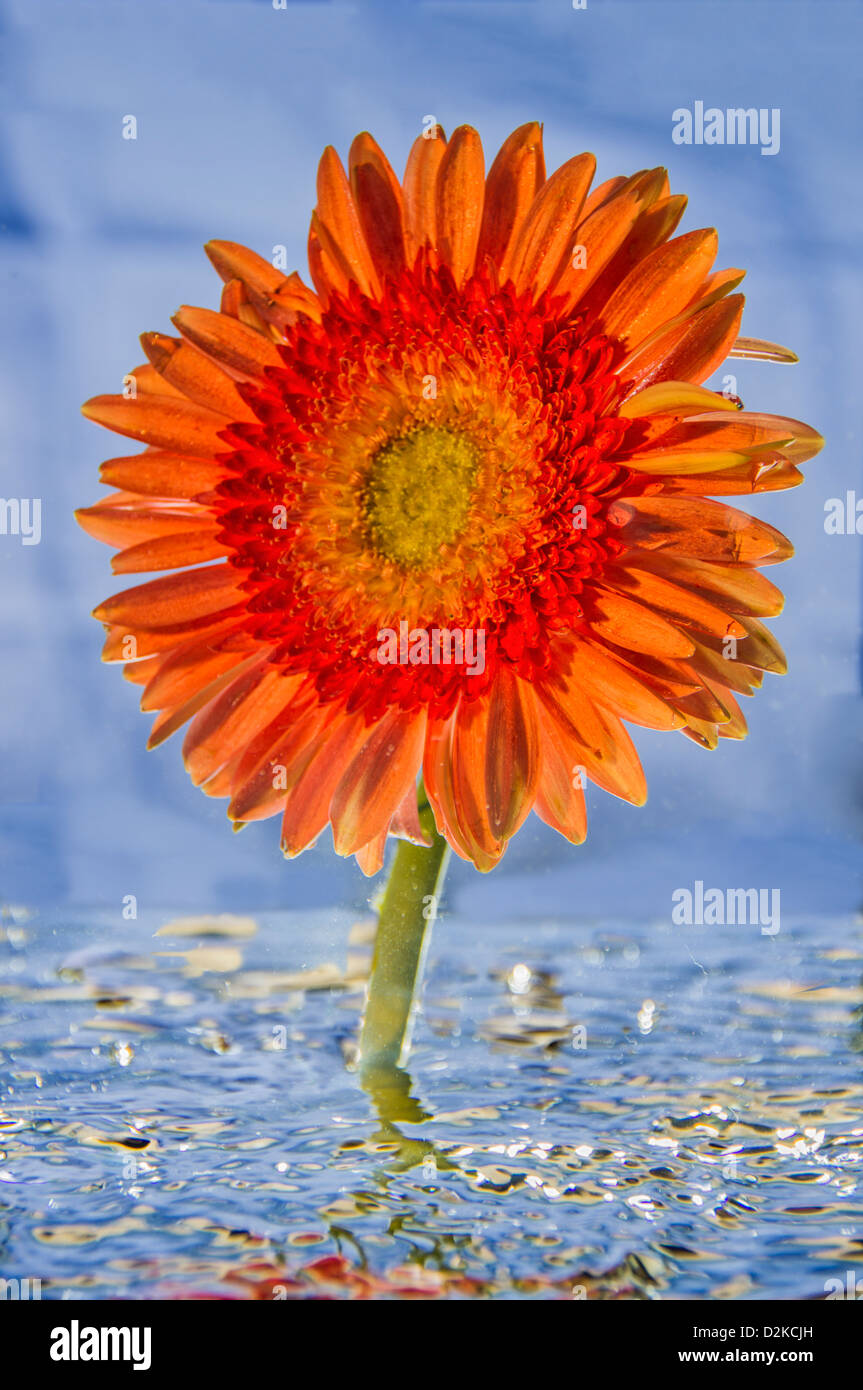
(0, 907), (861, 1300)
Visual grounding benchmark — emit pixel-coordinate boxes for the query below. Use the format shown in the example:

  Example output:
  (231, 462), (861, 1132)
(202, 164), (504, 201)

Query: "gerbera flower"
(77, 121), (822, 875)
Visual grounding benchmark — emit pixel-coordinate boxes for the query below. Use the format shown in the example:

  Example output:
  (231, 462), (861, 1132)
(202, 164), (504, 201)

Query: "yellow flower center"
(362, 425), (479, 569)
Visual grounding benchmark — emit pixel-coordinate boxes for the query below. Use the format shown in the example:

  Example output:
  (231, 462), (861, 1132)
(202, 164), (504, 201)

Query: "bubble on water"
(637, 999), (656, 1034)
(507, 963), (532, 995)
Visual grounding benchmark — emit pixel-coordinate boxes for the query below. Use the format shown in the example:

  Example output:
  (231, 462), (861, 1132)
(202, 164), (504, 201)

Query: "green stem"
(358, 795), (450, 1077)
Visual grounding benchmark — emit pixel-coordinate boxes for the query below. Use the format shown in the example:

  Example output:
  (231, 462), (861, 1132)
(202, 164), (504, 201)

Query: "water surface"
(1, 906), (861, 1299)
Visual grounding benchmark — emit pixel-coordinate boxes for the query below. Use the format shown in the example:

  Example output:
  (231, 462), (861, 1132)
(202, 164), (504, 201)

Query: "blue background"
(1, 0), (860, 921)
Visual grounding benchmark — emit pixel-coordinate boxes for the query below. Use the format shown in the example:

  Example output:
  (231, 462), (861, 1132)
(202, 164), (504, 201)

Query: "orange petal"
(422, 710), (474, 863)
(101, 613), (245, 662)
(172, 305), (284, 379)
(331, 709), (427, 857)
(730, 617), (788, 674)
(577, 189), (687, 318)
(349, 132), (406, 282)
(624, 446), (752, 477)
(687, 267), (745, 311)
(448, 668), (540, 870)
(712, 684), (748, 739)
(219, 278), (246, 319)
(219, 277), (272, 336)
(93, 564), (247, 629)
(586, 638), (701, 700)
(579, 174), (629, 221)
(676, 411), (824, 467)
(261, 271), (322, 330)
(584, 586), (696, 659)
(618, 294), (744, 393)
(564, 639), (685, 730)
(695, 617), (786, 674)
(403, 126), (447, 263)
(638, 410), (808, 459)
(476, 121), (545, 271)
(682, 717), (720, 750)
(672, 683), (734, 725)
(435, 125), (485, 285)
(141, 637), (254, 714)
(123, 655), (160, 687)
(220, 272), (309, 336)
(205, 240), (286, 298)
(147, 654), (261, 749)
(729, 336), (798, 363)
(538, 680), (647, 806)
(310, 208), (384, 305)
(685, 636), (764, 698)
(355, 829), (389, 877)
(139, 333), (256, 419)
(280, 711), (368, 857)
(206, 240), (320, 333)
(750, 461), (806, 492)
(633, 167), (670, 203)
(316, 145), (379, 297)
(608, 495), (792, 565)
(600, 229), (718, 349)
(76, 498), (206, 548)
(99, 450), (227, 499)
(533, 703), (588, 844)
(617, 381), (738, 422)
(307, 218), (345, 306)
(550, 185), (643, 313)
(81, 393), (229, 457)
(227, 692), (330, 824)
(124, 363), (185, 398)
(652, 458), (804, 497)
(625, 552), (784, 618)
(183, 665), (300, 788)
(199, 751), (245, 800)
(111, 530), (227, 574)
(506, 152), (596, 296)
(390, 787), (433, 846)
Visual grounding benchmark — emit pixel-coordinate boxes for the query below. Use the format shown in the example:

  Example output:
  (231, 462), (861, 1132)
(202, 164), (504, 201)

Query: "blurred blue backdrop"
(0, 0), (860, 920)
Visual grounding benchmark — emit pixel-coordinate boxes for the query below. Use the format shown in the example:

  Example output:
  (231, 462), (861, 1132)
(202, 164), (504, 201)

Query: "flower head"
(77, 122), (822, 873)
